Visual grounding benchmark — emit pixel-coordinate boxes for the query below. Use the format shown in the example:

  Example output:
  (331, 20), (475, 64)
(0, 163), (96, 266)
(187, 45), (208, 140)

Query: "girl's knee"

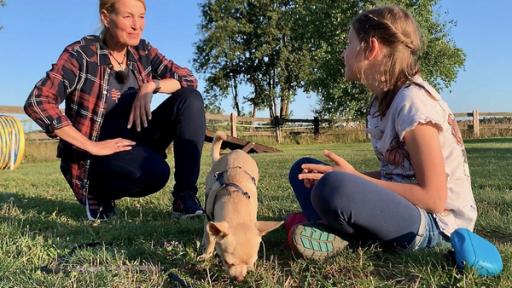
(311, 171), (358, 211)
(288, 157), (319, 182)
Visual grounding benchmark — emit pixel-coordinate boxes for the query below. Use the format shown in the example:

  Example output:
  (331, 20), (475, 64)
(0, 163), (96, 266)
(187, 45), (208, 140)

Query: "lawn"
(0, 138), (511, 287)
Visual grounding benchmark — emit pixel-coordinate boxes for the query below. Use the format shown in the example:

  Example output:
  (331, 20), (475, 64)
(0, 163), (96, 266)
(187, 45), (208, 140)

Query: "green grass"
(1, 138), (512, 287)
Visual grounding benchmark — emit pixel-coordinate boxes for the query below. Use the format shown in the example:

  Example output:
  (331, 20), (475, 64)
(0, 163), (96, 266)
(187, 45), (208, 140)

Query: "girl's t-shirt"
(366, 75), (477, 235)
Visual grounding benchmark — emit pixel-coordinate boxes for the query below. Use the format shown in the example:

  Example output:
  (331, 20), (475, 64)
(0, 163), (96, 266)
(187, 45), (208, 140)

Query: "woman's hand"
(54, 126), (135, 156)
(299, 150), (356, 187)
(87, 138), (135, 156)
(128, 82), (155, 131)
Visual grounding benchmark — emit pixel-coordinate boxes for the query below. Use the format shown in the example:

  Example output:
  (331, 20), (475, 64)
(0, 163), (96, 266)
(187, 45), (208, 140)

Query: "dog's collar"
(206, 166), (256, 221)
(214, 166), (256, 189)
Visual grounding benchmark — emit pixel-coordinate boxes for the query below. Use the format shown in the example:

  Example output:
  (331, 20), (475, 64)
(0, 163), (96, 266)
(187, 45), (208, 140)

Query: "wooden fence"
(205, 112), (332, 142)
(453, 110), (512, 138)
(2, 105), (512, 142)
(208, 110), (512, 141)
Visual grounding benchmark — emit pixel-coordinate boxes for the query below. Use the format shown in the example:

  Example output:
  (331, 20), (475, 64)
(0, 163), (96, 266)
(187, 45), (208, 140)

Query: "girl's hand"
(298, 150), (356, 185)
(88, 138), (135, 156)
(128, 82), (155, 131)
(323, 150), (356, 173)
(301, 168), (320, 188)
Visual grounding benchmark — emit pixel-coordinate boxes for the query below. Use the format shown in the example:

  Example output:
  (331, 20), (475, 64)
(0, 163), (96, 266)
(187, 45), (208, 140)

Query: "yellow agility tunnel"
(0, 115), (25, 170)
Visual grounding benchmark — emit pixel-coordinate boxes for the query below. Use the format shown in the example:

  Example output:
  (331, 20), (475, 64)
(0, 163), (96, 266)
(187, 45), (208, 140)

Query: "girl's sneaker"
(284, 212), (308, 248)
(290, 223), (348, 260)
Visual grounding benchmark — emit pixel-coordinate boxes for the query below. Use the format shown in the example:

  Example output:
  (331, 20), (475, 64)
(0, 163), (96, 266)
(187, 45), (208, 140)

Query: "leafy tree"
(194, 0), (247, 115)
(194, 0), (307, 119)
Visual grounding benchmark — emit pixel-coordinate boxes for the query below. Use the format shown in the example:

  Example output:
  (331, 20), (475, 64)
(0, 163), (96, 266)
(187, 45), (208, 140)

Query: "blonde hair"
(351, 6), (422, 117)
(99, 0), (146, 36)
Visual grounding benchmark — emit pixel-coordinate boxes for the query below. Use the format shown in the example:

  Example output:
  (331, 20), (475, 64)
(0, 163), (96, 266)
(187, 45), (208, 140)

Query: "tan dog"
(198, 132), (283, 281)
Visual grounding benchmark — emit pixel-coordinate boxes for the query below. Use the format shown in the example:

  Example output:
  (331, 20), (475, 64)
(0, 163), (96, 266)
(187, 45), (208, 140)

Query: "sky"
(0, 0), (510, 119)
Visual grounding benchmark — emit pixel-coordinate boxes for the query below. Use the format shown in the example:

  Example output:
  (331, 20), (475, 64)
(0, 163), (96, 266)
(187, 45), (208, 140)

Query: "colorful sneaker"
(284, 212), (308, 248)
(290, 223), (348, 260)
(86, 198), (116, 221)
(171, 196), (204, 219)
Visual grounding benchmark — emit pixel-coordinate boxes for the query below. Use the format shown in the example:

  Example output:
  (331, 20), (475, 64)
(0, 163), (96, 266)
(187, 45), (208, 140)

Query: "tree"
(194, 0), (247, 115)
(194, 0), (307, 119)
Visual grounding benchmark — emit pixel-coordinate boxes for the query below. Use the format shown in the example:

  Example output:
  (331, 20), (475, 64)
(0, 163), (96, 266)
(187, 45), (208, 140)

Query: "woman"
(25, 0), (206, 220)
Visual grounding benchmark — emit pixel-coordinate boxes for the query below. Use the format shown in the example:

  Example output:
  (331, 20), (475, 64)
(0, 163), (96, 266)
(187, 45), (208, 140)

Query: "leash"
(206, 166), (256, 221)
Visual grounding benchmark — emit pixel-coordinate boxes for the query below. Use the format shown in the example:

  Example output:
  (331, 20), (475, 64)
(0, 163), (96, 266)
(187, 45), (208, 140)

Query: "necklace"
(109, 50), (126, 70)
(109, 51), (127, 84)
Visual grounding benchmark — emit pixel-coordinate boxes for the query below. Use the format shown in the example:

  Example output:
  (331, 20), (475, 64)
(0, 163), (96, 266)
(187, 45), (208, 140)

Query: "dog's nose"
(234, 275), (244, 282)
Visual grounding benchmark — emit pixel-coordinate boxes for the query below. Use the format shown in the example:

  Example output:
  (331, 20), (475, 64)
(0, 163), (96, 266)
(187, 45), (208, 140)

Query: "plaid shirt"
(24, 35), (198, 208)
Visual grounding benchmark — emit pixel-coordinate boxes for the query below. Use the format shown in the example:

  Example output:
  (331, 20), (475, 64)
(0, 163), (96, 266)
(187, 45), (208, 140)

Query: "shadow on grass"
(0, 190), (205, 238)
(0, 191), (292, 285)
(0, 190), (203, 258)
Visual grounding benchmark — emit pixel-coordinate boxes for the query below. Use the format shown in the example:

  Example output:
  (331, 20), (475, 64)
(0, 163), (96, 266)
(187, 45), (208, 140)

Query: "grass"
(1, 138), (512, 287)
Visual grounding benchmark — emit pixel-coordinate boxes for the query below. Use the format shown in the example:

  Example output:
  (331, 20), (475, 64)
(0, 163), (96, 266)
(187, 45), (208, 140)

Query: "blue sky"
(0, 0), (510, 118)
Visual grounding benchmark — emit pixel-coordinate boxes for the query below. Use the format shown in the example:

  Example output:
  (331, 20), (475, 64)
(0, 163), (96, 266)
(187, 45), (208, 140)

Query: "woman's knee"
(143, 157), (171, 191)
(174, 87), (204, 111)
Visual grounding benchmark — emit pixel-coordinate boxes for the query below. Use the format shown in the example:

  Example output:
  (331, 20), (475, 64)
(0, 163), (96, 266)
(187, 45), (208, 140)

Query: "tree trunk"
(231, 75), (241, 115)
(280, 91), (289, 118)
(251, 105), (256, 118)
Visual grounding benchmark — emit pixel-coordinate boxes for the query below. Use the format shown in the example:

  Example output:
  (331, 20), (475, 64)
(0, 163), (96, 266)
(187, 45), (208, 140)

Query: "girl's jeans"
(289, 157), (447, 250)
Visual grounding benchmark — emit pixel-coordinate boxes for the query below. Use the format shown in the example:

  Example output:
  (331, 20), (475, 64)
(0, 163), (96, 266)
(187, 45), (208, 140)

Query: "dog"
(198, 131), (283, 281)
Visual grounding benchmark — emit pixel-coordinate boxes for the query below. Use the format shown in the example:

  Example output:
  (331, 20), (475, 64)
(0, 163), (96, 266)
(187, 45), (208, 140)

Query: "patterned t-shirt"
(366, 76), (477, 235)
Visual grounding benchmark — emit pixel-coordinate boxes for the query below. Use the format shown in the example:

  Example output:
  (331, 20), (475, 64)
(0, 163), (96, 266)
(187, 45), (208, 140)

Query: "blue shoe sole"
(292, 224), (348, 260)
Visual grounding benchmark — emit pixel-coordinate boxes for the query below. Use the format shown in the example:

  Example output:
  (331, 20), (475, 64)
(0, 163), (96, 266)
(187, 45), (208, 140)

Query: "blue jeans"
(289, 157), (448, 250)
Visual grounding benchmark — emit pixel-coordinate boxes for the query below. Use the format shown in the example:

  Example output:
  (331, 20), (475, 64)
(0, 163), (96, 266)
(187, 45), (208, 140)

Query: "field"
(1, 138), (512, 287)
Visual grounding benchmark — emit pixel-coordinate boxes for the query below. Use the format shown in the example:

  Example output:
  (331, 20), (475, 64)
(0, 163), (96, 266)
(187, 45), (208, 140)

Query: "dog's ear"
(256, 221), (284, 237)
(207, 221), (230, 239)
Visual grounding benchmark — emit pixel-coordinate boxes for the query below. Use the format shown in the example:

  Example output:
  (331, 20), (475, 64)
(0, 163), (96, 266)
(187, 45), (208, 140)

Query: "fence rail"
(2, 105), (512, 141)
(0, 105), (25, 114)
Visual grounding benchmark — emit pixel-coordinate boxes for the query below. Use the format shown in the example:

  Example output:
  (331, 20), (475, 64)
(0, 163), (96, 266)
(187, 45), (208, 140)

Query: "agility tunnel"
(0, 115), (25, 170)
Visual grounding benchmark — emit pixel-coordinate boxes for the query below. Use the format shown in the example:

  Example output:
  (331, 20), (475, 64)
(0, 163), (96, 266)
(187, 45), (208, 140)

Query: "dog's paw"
(197, 253), (213, 261)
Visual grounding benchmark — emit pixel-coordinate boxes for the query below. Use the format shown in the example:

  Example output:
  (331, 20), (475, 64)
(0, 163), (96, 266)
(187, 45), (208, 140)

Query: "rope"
(0, 115), (25, 170)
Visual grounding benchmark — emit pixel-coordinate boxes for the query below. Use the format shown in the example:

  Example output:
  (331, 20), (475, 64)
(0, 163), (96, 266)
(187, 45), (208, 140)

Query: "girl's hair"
(351, 6), (422, 117)
(99, 0), (146, 36)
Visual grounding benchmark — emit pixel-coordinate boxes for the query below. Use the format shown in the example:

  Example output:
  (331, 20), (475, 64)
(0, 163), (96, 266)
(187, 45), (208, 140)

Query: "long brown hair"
(351, 6), (422, 117)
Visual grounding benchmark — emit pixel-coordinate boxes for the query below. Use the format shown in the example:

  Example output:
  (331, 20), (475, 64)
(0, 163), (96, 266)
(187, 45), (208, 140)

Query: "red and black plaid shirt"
(24, 35), (197, 208)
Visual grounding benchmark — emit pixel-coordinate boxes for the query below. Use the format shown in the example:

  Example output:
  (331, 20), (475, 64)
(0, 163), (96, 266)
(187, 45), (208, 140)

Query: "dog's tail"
(212, 131), (227, 162)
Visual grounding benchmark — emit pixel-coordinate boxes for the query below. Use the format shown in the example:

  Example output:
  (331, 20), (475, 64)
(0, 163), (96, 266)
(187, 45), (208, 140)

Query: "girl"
(286, 6), (477, 259)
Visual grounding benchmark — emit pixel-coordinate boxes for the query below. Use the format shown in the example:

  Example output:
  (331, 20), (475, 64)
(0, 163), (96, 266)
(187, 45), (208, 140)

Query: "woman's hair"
(99, 0), (146, 36)
(351, 6), (422, 117)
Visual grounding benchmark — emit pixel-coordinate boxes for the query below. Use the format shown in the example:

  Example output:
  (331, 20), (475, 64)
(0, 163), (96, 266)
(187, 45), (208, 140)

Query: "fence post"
(272, 116), (282, 144)
(313, 117), (320, 140)
(230, 113), (237, 138)
(472, 109), (480, 138)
